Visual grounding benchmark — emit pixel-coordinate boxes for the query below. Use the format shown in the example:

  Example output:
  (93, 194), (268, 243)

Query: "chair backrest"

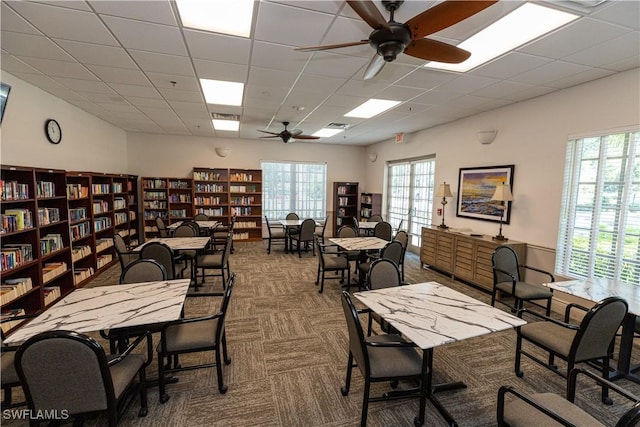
(394, 230), (408, 250)
(492, 246), (521, 283)
(299, 218), (316, 240)
(140, 241), (176, 279)
(113, 234), (137, 269)
(215, 273), (235, 343)
(221, 232), (234, 266)
(265, 216), (274, 237)
(119, 258), (167, 284)
(572, 296), (628, 362)
(285, 212), (299, 220)
(367, 258), (402, 290)
(156, 217), (169, 238)
(315, 216), (328, 240)
(341, 291), (370, 376)
(15, 330), (115, 416)
(174, 223), (197, 237)
(374, 221), (393, 241)
(194, 214), (209, 221)
(369, 214), (383, 223)
(380, 240), (403, 265)
(337, 225), (358, 238)
(617, 402), (640, 427)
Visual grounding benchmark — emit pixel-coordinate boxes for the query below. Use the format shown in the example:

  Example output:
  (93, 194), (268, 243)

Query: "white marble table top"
(167, 220), (220, 230)
(354, 282), (526, 349)
(132, 236), (211, 252)
(5, 279), (191, 344)
(544, 278), (640, 315)
(328, 237), (389, 251)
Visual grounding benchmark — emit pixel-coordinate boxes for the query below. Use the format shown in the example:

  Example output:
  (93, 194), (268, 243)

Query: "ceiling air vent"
(210, 113), (240, 121)
(326, 123), (351, 130)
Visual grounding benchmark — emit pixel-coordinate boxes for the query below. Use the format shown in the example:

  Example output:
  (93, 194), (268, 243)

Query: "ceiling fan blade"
(293, 134), (320, 140)
(295, 40), (369, 52)
(346, 1), (392, 31)
(257, 130), (281, 136)
(406, 0), (498, 39)
(404, 39), (471, 64)
(290, 129), (303, 137)
(260, 135), (281, 139)
(363, 54), (386, 80)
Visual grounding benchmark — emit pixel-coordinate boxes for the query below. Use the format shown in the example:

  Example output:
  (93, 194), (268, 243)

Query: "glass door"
(387, 158), (435, 252)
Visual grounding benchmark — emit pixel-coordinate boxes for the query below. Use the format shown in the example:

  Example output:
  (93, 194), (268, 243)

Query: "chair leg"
(319, 270), (325, 293)
(315, 263), (321, 285)
(515, 332), (523, 377)
(215, 342), (228, 394)
(2, 386), (12, 407)
(158, 352), (169, 404)
(267, 238), (271, 254)
(138, 367), (148, 417)
(341, 352), (353, 396)
(490, 289), (497, 307)
(360, 379), (371, 427)
(546, 298), (552, 316)
(601, 357), (612, 404)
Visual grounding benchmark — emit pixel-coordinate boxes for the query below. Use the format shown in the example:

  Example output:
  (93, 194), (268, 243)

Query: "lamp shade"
(436, 182), (453, 198)
(491, 183), (513, 202)
(215, 147), (230, 157)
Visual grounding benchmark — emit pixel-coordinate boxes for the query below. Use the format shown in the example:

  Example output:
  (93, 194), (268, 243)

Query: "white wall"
(365, 68), (640, 251)
(0, 72), (127, 173)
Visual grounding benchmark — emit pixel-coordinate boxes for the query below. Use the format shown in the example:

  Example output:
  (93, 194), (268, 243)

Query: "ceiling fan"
(257, 121), (320, 143)
(296, 0), (497, 79)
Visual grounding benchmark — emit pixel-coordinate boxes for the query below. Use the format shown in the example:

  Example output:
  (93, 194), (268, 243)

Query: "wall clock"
(45, 119), (62, 144)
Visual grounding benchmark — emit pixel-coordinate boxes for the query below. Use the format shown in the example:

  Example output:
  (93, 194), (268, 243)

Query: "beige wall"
(0, 72), (127, 173)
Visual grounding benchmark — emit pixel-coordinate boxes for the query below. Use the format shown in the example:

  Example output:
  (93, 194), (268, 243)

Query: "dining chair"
(315, 216), (328, 243)
(156, 217), (169, 238)
(113, 233), (138, 271)
(373, 221), (392, 241)
(491, 246), (555, 317)
(16, 330), (152, 426)
(498, 368), (640, 427)
(212, 214), (236, 253)
(172, 224), (199, 280)
(340, 291), (428, 427)
(140, 241), (181, 280)
(357, 240), (403, 287)
(1, 313), (36, 409)
(515, 296), (628, 404)
(368, 214), (383, 223)
(194, 213), (209, 221)
(315, 236), (350, 293)
(290, 218), (316, 257)
(157, 274), (235, 403)
(265, 215), (287, 254)
(285, 212), (300, 250)
(196, 232), (233, 292)
(392, 230), (409, 281)
(337, 225), (361, 271)
(119, 258), (167, 284)
(365, 258), (405, 336)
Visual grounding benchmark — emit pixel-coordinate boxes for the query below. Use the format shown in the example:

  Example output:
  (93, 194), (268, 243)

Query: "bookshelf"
(66, 172), (95, 288)
(360, 192), (382, 221)
(127, 175), (139, 246)
(333, 182), (359, 235)
(90, 173), (116, 275)
(141, 177), (169, 239)
(1, 165), (73, 333)
(193, 168), (229, 224)
(229, 168), (262, 241)
(168, 178), (193, 222)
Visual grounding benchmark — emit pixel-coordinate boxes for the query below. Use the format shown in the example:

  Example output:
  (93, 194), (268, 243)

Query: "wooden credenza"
(420, 226), (527, 292)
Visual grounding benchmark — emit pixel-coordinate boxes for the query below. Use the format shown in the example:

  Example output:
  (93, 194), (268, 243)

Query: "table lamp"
(491, 182), (513, 241)
(436, 182), (453, 229)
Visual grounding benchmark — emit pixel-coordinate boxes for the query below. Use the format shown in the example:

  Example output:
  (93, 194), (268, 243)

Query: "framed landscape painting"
(456, 165), (514, 223)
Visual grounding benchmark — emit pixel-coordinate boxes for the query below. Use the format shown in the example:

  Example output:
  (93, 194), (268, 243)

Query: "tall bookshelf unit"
(333, 182), (359, 235)
(127, 175), (140, 246)
(229, 168), (262, 241)
(66, 172), (95, 288)
(360, 192), (382, 221)
(1, 165), (73, 333)
(193, 168), (228, 224)
(141, 177), (169, 240)
(112, 174), (130, 243)
(168, 178), (193, 223)
(90, 173), (117, 274)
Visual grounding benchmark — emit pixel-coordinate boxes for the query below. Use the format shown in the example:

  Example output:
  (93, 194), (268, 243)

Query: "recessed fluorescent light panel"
(212, 119), (239, 131)
(424, 3), (579, 73)
(200, 79), (244, 106)
(313, 128), (343, 138)
(176, 0), (254, 38)
(345, 99), (401, 119)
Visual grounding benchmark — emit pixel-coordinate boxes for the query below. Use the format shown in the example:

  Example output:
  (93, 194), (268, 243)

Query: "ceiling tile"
(435, 74), (500, 95)
(90, 0), (177, 26)
(394, 68), (456, 90)
(86, 64), (150, 85)
(509, 60), (593, 87)
(145, 72), (200, 91)
(101, 15), (187, 56)
(251, 41), (309, 73)
(124, 97), (171, 108)
(51, 77), (115, 93)
(157, 87), (202, 103)
(470, 52), (554, 80)
(108, 83), (162, 98)
(129, 50), (194, 76)
(304, 52), (369, 79)
(1, 3), (42, 34)
(19, 57), (96, 80)
(1, 31), (75, 61)
(247, 66), (299, 88)
(184, 30), (251, 63)
(591, 1), (640, 31)
(55, 39), (139, 69)
(192, 59), (249, 83)
(0, 54), (42, 74)
(254, 2), (334, 46)
(564, 32), (640, 69)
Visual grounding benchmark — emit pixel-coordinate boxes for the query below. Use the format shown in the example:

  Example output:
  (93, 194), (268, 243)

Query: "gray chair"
(157, 274), (235, 403)
(337, 225), (361, 270)
(315, 236), (350, 293)
(515, 297), (628, 404)
(1, 313), (36, 409)
(285, 212), (300, 251)
(393, 230), (409, 281)
(156, 217), (169, 238)
(119, 258), (167, 284)
(365, 258), (405, 336)
(373, 221), (392, 241)
(196, 232), (233, 294)
(340, 291), (428, 427)
(368, 214), (383, 223)
(172, 223), (199, 279)
(140, 241), (179, 280)
(358, 240), (403, 287)
(315, 216), (328, 243)
(290, 218), (316, 257)
(492, 246), (555, 317)
(498, 368), (640, 427)
(212, 215), (235, 253)
(193, 213), (209, 221)
(113, 233), (138, 271)
(265, 216), (286, 254)
(15, 330), (152, 426)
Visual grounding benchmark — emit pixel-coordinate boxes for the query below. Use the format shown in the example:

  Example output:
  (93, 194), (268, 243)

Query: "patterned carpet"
(4, 240), (640, 426)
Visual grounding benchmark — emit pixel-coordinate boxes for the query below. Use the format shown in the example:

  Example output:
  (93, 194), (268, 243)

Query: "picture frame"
(456, 165), (514, 223)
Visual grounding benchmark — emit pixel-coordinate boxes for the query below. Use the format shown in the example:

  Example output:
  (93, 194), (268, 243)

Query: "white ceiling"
(1, 0), (638, 146)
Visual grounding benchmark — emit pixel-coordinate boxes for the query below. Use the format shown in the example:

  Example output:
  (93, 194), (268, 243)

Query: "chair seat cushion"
(109, 353), (146, 399)
(324, 255), (349, 270)
(160, 319), (218, 353)
(496, 281), (553, 300)
(270, 229), (286, 239)
(503, 392), (605, 427)
(519, 322), (576, 357)
(197, 253), (223, 267)
(366, 334), (423, 379)
(1, 352), (18, 385)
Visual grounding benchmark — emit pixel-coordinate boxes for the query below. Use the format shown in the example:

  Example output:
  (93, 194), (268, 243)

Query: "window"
(386, 157), (436, 251)
(261, 161), (327, 220)
(556, 130), (640, 283)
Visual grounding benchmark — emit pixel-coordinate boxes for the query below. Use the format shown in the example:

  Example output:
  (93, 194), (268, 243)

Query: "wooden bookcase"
(66, 171), (95, 288)
(333, 182), (359, 235)
(1, 165), (74, 333)
(127, 175), (140, 246)
(141, 177), (169, 239)
(90, 173), (117, 275)
(193, 167), (229, 224)
(360, 192), (382, 221)
(168, 178), (193, 222)
(229, 168), (262, 241)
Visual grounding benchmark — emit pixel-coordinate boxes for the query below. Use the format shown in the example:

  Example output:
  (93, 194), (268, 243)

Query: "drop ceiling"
(1, 0), (638, 146)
